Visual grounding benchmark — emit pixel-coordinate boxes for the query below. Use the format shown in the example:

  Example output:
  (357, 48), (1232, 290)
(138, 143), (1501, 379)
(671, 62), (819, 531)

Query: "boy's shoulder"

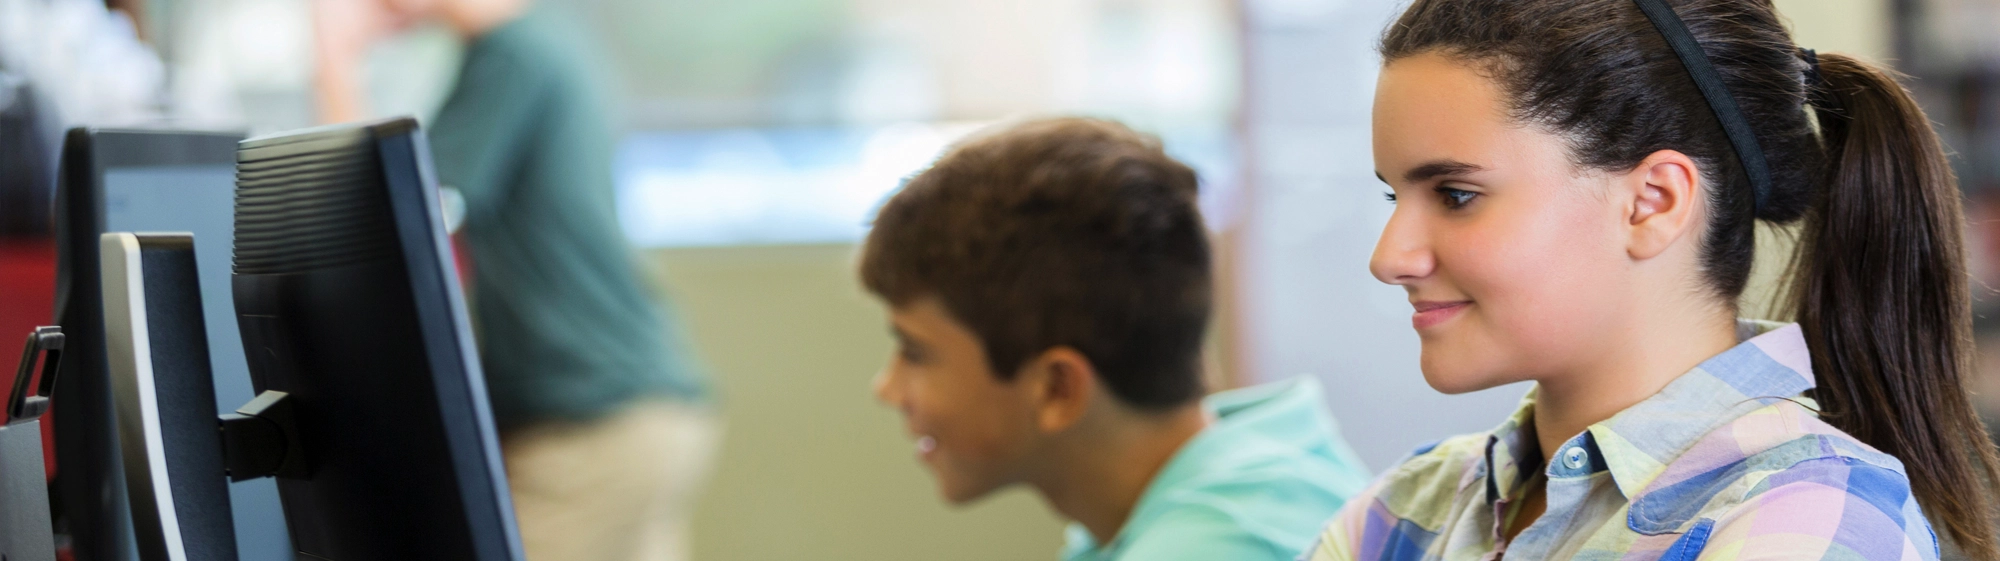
(1094, 435), (1483, 561)
(1149, 447), (1368, 527)
(1066, 388), (1375, 561)
(1147, 379), (1375, 528)
(1079, 489), (1333, 561)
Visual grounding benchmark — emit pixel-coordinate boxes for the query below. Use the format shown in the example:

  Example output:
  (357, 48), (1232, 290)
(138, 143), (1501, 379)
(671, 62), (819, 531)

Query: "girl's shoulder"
(1625, 398), (1909, 516)
(1301, 432), (1494, 561)
(1379, 432), (1493, 501)
(1351, 432), (1496, 528)
(1614, 399), (1941, 560)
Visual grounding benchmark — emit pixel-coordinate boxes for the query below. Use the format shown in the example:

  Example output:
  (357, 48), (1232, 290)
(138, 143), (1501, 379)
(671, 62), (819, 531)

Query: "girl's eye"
(1438, 186), (1478, 209)
(1383, 191), (1399, 204)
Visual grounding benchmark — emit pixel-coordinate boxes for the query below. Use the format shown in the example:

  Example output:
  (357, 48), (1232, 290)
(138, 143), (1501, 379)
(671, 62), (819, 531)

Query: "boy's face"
(873, 297), (1044, 504)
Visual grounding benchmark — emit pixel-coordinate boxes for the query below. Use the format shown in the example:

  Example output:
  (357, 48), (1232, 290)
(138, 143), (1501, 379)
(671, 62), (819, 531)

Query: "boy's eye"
(1383, 191), (1398, 204)
(898, 344), (927, 363)
(1437, 186), (1478, 209)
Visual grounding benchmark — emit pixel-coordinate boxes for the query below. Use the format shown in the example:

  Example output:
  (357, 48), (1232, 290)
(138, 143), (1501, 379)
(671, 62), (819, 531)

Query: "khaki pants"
(503, 401), (720, 561)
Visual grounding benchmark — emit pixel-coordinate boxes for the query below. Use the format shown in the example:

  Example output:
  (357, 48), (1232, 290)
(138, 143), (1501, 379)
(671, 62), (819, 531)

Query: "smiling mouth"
(1412, 301), (1471, 329)
(916, 436), (937, 455)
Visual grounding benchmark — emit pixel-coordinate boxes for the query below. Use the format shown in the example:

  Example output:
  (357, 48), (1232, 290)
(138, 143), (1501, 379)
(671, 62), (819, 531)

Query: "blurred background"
(0, 0), (1978, 559)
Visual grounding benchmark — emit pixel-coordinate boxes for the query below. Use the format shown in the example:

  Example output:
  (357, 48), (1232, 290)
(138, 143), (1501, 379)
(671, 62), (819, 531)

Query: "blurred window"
(614, 122), (1238, 247)
(156, 0), (1243, 246)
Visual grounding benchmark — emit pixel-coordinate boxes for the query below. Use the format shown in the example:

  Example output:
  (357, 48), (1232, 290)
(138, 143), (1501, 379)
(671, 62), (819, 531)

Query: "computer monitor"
(229, 117), (521, 560)
(53, 128), (289, 561)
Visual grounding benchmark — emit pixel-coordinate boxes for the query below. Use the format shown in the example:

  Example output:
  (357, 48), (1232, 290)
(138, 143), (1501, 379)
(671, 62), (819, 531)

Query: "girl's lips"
(915, 436), (937, 458)
(1412, 301), (1471, 329)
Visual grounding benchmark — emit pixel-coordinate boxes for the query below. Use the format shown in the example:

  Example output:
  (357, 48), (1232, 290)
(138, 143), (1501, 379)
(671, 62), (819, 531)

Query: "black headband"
(1630, 0), (1772, 213)
(1801, 48), (1824, 91)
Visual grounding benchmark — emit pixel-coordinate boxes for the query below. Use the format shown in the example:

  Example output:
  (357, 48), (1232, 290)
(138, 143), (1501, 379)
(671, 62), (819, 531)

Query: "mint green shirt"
(1061, 378), (1371, 561)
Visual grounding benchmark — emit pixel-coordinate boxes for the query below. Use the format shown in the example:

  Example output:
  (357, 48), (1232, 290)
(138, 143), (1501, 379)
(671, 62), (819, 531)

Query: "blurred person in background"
(0, 71), (59, 239)
(0, 0), (165, 129)
(313, 0), (716, 559)
(0, 0), (166, 236)
(863, 118), (1373, 561)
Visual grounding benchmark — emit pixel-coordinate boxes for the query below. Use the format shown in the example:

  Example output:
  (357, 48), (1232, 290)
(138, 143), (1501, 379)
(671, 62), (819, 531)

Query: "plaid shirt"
(1304, 321), (1939, 561)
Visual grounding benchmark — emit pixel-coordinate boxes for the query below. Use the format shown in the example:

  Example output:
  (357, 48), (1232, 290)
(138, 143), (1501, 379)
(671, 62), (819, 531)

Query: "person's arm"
(1693, 459), (1938, 561)
(311, 0), (392, 123)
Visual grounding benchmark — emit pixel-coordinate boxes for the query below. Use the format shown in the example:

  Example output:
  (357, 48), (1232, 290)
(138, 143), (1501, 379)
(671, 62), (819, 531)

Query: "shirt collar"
(1481, 320), (1817, 503)
(1483, 392), (1540, 506)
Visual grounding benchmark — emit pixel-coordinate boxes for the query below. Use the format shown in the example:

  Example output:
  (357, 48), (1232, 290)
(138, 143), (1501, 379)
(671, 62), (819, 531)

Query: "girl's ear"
(1624, 150), (1705, 261)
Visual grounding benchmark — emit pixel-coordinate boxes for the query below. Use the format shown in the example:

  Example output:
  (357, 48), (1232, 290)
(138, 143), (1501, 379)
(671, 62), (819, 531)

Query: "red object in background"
(0, 237), (57, 478)
(0, 234), (455, 484)
(453, 233), (476, 290)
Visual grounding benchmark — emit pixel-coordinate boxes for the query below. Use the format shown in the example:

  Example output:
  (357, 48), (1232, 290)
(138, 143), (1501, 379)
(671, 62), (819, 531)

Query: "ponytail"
(1788, 53), (2000, 559)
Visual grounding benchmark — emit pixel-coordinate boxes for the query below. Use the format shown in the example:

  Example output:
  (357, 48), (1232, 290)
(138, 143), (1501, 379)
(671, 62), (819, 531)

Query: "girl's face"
(1370, 53), (1640, 394)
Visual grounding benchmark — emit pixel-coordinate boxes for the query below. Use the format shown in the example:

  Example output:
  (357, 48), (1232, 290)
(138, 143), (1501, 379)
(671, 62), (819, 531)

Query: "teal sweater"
(429, 7), (707, 431)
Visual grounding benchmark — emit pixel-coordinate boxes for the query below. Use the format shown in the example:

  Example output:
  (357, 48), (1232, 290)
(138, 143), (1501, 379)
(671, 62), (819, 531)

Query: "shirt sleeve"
(428, 24), (548, 221)
(1302, 493), (1375, 561)
(1307, 439), (1464, 561)
(1694, 459), (1939, 561)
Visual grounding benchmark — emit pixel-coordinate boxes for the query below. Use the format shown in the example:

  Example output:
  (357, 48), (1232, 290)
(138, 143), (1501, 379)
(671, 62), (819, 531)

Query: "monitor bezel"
(372, 122), (523, 561)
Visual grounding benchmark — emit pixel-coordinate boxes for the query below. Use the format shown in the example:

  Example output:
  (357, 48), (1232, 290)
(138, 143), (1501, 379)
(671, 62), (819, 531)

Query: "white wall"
(1776, 0), (1889, 63)
(1234, 0), (1530, 472)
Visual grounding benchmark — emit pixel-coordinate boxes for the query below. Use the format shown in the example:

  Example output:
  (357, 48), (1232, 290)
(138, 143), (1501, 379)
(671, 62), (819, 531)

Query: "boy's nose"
(871, 368), (896, 404)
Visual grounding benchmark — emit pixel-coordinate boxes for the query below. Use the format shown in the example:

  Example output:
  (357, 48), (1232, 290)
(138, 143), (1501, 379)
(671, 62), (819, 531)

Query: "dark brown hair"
(859, 118), (1212, 410)
(1383, 0), (2000, 555)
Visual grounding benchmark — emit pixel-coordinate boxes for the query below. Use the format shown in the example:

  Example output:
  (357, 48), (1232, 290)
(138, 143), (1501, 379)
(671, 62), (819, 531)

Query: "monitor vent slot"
(232, 130), (397, 275)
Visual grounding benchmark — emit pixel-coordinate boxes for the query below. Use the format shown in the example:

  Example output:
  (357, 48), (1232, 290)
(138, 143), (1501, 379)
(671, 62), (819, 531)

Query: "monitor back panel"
(232, 119), (520, 561)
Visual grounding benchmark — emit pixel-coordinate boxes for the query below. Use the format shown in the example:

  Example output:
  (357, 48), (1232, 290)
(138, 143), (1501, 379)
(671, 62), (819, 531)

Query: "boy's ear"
(1019, 346), (1097, 434)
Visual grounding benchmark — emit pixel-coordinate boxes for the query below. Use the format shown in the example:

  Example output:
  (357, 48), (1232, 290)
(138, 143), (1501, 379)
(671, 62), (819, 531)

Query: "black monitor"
(53, 128), (290, 561)
(227, 117), (521, 560)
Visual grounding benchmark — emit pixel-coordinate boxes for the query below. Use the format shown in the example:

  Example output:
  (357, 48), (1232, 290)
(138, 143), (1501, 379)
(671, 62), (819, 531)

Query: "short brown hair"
(859, 117), (1211, 410)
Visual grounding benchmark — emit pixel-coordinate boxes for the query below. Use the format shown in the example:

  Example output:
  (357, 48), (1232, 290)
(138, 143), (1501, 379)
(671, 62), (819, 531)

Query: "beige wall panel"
(651, 244), (1065, 561)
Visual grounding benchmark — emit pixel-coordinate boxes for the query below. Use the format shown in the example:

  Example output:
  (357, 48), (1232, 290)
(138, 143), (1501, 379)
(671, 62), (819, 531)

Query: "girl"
(1308, 0), (2000, 560)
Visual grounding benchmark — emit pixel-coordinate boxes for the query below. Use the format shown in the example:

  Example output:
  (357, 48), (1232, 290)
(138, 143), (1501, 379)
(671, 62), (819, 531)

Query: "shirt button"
(1562, 447), (1588, 470)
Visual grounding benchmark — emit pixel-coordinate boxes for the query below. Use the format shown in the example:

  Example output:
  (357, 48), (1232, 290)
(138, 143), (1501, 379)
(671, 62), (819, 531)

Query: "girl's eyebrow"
(1402, 160), (1486, 182)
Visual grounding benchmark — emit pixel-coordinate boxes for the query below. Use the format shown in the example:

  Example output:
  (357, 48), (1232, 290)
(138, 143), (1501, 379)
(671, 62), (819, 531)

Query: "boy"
(861, 118), (1372, 560)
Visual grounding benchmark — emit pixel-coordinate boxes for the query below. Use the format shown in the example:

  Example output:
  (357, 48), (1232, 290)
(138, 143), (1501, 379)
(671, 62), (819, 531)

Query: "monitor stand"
(2, 326), (62, 561)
